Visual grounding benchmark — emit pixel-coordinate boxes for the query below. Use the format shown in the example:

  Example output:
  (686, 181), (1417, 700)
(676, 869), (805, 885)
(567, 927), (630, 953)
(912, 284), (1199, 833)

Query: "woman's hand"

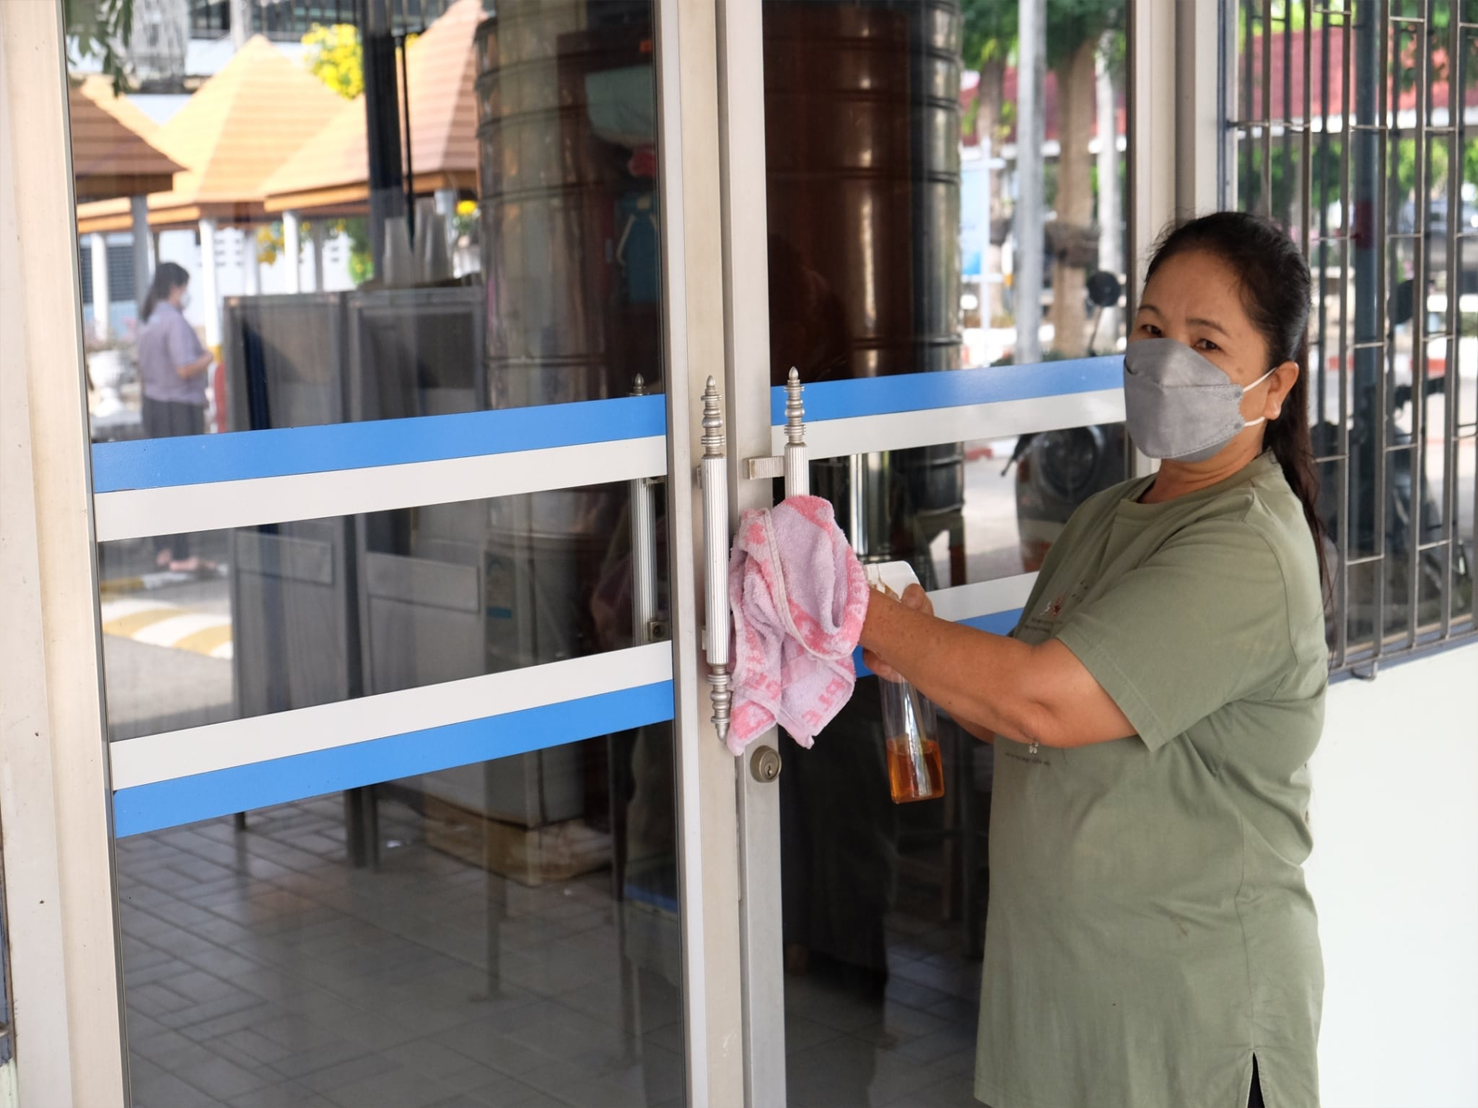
(863, 584), (933, 681)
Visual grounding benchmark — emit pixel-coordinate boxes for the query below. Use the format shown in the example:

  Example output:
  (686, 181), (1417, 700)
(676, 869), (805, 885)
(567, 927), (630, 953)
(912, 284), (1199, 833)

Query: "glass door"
(56, 0), (741, 1104)
(713, 2), (1133, 1104)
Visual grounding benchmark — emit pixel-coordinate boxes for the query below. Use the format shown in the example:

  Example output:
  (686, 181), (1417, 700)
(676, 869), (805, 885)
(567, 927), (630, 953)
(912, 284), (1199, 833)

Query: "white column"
(198, 218), (221, 347)
(89, 233), (111, 340)
(1174, 0), (1223, 218)
(311, 219), (326, 292)
(1014, 0), (1046, 364)
(130, 194), (152, 310)
(282, 210), (302, 293)
(1128, 0), (1176, 480)
(434, 186), (459, 247)
(241, 226), (259, 296)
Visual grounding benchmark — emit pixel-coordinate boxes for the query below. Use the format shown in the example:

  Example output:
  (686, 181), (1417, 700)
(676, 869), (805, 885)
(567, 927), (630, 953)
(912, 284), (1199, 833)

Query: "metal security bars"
(1228, 0), (1477, 674)
(188, 0), (453, 41)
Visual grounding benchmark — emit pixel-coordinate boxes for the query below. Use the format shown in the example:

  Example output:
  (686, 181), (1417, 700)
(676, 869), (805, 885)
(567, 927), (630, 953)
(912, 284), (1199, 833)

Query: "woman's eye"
(1196, 338), (1220, 352)
(1140, 323), (1161, 337)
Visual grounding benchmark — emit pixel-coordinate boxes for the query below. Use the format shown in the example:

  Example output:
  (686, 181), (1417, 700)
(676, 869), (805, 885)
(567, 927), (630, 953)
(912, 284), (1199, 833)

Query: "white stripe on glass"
(94, 435), (668, 543)
(109, 641), (673, 789)
(776, 390), (1125, 461)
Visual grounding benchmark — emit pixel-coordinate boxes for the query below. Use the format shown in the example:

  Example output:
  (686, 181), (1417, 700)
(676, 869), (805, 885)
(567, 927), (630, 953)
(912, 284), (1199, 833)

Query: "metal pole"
(1352, 0), (1382, 570)
(1335, 0), (1355, 667)
(1406, 6), (1430, 647)
(1015, 0), (1046, 363)
(129, 195), (152, 313)
(311, 219), (327, 292)
(399, 30), (416, 243)
(1441, 0), (1465, 635)
(1261, 0), (1273, 215)
(359, 0), (406, 278)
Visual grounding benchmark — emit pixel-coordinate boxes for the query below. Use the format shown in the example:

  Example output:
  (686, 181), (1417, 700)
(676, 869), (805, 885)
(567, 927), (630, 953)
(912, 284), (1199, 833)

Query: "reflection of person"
(767, 234), (849, 385)
(137, 262), (212, 570)
(860, 213), (1327, 1108)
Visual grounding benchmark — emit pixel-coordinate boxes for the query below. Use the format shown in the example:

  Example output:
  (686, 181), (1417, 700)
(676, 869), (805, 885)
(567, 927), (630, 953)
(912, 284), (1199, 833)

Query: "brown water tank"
(476, 3), (655, 409)
(475, 1), (657, 666)
(764, 0), (964, 555)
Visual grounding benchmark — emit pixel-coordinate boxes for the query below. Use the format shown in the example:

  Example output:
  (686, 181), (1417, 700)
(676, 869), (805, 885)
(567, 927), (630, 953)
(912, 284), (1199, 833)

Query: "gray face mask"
(1123, 337), (1276, 463)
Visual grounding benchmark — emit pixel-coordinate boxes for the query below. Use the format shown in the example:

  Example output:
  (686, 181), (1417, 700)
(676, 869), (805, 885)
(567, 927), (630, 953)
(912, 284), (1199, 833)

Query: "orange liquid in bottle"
(886, 736), (945, 803)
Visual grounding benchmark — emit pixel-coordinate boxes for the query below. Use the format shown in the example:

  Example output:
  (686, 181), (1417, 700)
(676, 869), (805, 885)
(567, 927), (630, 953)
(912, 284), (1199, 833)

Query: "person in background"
(136, 261), (212, 571)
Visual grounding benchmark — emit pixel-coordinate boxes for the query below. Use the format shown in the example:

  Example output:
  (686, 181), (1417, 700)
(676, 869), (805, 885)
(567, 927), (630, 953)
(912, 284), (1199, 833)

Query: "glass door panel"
(732, 3), (1133, 1104)
(64, 2), (696, 1105)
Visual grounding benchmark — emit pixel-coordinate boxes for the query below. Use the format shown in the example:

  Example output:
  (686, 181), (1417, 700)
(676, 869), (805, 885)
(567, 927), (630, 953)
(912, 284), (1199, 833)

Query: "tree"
(961, 0), (1017, 157)
(1044, 2), (1122, 357)
(961, 1), (1123, 356)
(961, 0), (1019, 323)
(65, 0), (135, 91)
(298, 24), (375, 282)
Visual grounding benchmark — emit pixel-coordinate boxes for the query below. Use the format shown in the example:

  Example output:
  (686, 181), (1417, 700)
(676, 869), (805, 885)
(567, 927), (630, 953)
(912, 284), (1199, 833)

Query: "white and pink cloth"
(726, 495), (870, 755)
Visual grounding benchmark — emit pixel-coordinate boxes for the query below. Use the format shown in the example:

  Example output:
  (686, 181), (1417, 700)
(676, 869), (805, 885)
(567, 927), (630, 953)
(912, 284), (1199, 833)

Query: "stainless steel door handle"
(699, 377), (732, 744)
(782, 367), (808, 497)
(630, 374), (658, 646)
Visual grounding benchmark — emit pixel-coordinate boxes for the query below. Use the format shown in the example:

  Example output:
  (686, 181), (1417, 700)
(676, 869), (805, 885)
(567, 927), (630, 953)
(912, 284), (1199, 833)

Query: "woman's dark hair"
(1144, 211), (1328, 590)
(141, 261), (190, 323)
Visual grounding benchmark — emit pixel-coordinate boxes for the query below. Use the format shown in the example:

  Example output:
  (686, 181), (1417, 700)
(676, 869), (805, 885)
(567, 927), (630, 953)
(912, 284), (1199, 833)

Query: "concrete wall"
(1306, 643), (1478, 1108)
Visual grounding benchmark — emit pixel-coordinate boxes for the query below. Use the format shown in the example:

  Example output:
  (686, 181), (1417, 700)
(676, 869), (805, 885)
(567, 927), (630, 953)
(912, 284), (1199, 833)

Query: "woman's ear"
(1266, 359), (1299, 421)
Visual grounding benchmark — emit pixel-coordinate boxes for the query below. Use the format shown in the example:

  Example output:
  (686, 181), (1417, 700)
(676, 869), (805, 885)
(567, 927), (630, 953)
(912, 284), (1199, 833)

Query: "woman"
(136, 261), (212, 570)
(860, 212), (1327, 1108)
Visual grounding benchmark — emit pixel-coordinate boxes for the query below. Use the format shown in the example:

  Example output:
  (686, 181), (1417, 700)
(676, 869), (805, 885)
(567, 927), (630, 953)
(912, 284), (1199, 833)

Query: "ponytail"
(141, 261), (189, 323)
(1263, 332), (1331, 594)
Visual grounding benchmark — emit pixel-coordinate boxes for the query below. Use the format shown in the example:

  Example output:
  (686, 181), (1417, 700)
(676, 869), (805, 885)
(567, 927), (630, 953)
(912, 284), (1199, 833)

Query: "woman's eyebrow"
(1136, 304), (1232, 340)
(1186, 316), (1231, 338)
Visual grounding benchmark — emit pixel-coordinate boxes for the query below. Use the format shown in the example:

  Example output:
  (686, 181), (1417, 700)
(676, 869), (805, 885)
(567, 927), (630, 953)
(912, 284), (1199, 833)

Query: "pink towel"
(726, 495), (870, 755)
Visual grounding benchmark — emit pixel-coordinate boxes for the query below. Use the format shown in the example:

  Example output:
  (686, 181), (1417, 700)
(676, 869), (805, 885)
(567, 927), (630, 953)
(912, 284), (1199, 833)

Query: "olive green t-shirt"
(975, 452), (1327, 1108)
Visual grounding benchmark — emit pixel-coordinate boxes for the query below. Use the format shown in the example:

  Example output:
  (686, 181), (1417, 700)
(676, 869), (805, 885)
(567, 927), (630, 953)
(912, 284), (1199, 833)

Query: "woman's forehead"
(1141, 253), (1252, 328)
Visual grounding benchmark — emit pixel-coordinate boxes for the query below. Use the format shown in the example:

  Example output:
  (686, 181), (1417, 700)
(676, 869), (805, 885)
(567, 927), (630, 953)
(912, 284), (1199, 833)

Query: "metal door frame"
(0, 1), (750, 1104)
(708, 3), (1200, 1104)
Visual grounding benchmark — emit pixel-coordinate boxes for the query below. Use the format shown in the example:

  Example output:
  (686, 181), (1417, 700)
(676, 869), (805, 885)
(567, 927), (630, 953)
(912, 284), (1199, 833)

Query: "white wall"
(1307, 643), (1478, 1108)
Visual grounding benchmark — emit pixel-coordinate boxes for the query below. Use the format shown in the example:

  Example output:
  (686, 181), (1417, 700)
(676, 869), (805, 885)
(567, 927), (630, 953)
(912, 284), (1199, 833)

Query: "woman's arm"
(860, 585), (1135, 749)
(175, 351), (212, 379)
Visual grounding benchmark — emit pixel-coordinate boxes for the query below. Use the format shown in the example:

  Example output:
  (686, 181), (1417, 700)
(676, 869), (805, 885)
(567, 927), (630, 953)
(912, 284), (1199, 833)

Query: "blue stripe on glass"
(770, 357), (1123, 425)
(93, 394), (667, 493)
(851, 608), (1022, 677)
(112, 681), (674, 838)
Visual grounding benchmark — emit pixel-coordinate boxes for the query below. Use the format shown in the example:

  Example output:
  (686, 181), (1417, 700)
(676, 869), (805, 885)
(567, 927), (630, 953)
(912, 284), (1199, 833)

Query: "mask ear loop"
(1240, 366), (1279, 395)
(1241, 366), (1280, 429)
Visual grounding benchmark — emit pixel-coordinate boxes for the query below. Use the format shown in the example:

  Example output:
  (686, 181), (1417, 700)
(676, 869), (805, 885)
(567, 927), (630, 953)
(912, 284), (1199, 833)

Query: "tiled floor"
(118, 794), (983, 1108)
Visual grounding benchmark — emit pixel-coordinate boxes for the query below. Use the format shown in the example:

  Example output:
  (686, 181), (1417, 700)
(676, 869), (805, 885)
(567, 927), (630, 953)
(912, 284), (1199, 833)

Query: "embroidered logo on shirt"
(1043, 595), (1065, 619)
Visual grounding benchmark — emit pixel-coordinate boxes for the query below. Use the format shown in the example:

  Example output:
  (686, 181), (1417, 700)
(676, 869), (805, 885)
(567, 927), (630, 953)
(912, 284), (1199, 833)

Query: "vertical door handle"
(782, 367), (808, 497)
(629, 374), (659, 645)
(699, 377), (732, 744)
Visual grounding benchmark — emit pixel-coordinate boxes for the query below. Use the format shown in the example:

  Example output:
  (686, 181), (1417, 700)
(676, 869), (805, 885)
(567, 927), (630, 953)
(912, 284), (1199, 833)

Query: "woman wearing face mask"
(859, 212), (1326, 1108)
(136, 261), (213, 571)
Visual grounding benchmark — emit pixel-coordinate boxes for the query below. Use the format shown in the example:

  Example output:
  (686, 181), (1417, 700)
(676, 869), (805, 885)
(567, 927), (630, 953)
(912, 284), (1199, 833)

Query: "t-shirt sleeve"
(166, 314), (206, 372)
(1053, 517), (1293, 751)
